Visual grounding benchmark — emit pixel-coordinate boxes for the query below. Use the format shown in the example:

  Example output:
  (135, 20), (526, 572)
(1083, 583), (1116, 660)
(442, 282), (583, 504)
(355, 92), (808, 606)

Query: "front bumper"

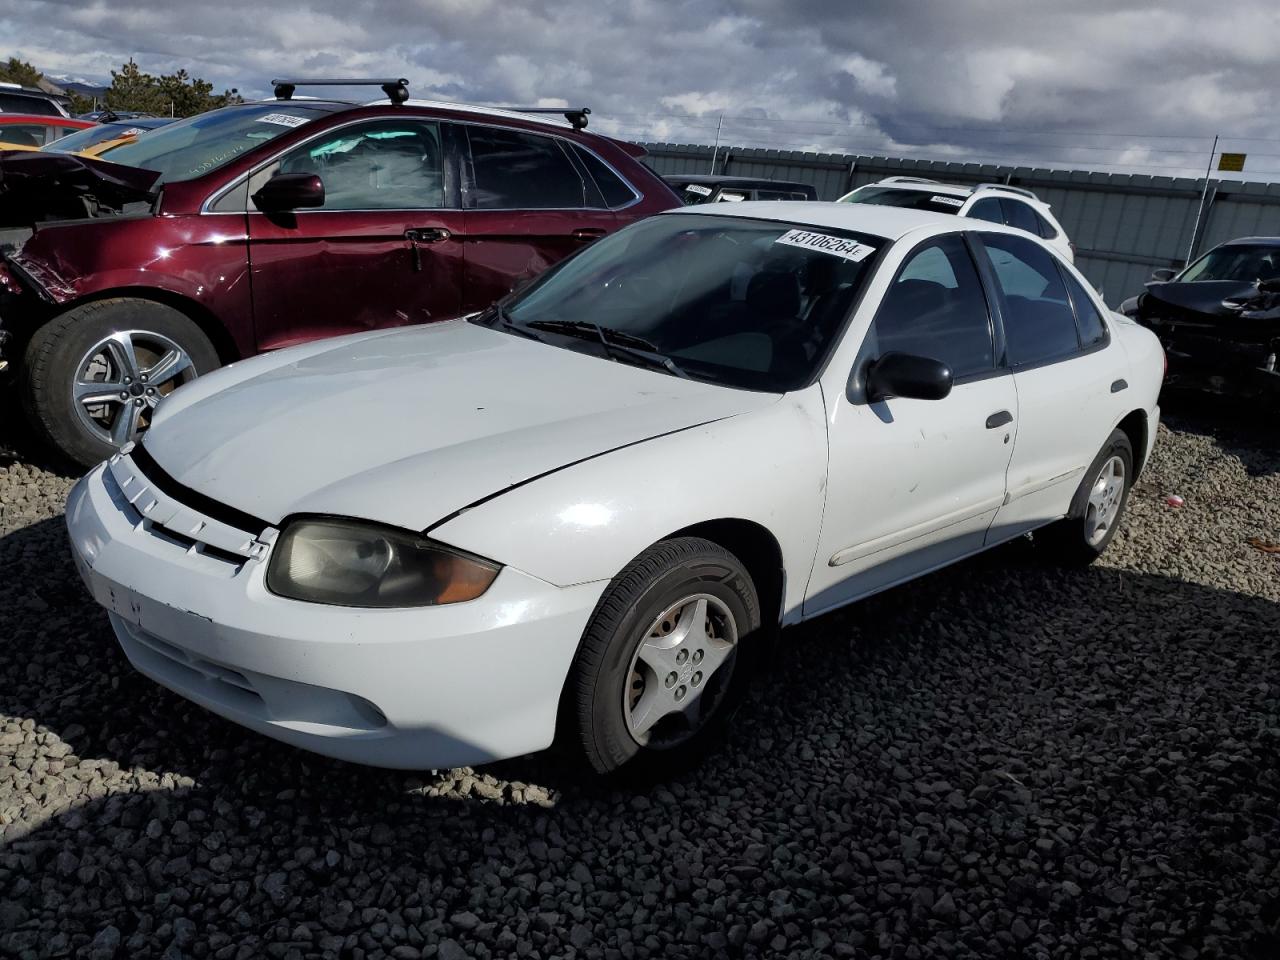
(65, 455), (605, 770)
(1141, 319), (1279, 394)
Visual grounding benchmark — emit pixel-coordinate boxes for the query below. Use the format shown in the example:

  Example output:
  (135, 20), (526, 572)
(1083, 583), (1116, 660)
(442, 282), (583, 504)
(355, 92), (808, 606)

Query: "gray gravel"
(1, 401), (1278, 960)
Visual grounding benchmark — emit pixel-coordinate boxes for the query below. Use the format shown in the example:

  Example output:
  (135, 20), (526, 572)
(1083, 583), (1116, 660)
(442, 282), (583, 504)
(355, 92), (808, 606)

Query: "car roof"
(245, 96), (588, 136)
(0, 114), (89, 126)
(665, 200), (985, 241)
(1219, 236), (1280, 247)
(665, 174), (814, 190)
(870, 181), (972, 197)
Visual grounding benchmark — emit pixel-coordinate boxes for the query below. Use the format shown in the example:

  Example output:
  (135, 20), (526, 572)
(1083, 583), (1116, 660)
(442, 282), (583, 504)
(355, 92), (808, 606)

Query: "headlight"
(266, 518), (500, 608)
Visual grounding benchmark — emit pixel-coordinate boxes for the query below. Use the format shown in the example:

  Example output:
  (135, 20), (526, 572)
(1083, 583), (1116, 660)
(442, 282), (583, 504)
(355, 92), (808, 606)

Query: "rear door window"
(466, 127), (586, 209)
(979, 232), (1081, 367)
(872, 234), (995, 379)
(1001, 199), (1041, 235)
(966, 198), (1004, 224)
(0, 122), (51, 146)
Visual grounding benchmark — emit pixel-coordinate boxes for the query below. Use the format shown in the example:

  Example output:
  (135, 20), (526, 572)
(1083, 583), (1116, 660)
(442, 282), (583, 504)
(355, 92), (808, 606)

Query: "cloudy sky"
(5, 0), (1280, 179)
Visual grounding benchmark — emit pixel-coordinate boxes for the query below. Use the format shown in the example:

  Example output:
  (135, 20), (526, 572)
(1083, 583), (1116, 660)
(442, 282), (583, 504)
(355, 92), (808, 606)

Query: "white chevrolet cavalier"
(66, 203), (1163, 775)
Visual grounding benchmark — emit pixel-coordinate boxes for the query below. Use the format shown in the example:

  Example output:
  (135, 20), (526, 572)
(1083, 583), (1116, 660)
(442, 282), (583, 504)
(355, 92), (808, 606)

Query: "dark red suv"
(0, 80), (678, 465)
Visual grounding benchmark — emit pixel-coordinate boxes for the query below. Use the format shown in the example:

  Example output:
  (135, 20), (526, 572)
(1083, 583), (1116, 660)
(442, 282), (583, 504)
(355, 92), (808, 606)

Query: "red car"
(0, 79), (678, 465)
(0, 113), (94, 149)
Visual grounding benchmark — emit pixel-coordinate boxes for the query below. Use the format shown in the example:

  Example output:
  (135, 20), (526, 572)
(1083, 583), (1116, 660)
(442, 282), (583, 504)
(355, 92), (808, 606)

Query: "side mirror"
(866, 352), (953, 402)
(1258, 278), (1280, 294)
(1150, 268), (1177, 283)
(252, 173), (324, 212)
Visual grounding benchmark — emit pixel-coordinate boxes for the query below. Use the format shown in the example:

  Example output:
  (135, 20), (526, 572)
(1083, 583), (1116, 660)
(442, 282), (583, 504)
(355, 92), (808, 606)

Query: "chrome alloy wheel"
(623, 593), (738, 749)
(1084, 454), (1126, 546)
(72, 330), (197, 447)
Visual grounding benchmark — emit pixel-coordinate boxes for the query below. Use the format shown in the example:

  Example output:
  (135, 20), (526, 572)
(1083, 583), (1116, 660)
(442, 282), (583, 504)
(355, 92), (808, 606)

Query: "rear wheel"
(567, 537), (761, 777)
(1039, 429), (1134, 565)
(21, 299), (219, 467)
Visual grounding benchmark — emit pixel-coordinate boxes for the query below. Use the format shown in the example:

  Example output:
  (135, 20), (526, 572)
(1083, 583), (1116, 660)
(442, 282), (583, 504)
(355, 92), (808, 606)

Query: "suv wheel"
(22, 298), (220, 467)
(567, 537), (762, 777)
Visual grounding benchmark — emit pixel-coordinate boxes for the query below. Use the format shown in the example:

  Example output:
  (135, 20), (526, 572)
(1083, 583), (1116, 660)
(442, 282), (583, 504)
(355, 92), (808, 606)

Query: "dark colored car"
(663, 174), (818, 205)
(0, 81), (679, 465)
(1120, 237), (1280, 397)
(0, 83), (71, 118)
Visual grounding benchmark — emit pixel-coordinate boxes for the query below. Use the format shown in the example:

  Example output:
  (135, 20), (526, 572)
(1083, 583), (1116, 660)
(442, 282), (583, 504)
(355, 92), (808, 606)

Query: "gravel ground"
(1, 399), (1278, 960)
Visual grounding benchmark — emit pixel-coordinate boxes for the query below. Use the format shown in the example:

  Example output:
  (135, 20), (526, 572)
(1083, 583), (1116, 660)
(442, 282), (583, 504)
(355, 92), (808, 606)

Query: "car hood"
(0, 151), (159, 227)
(1142, 280), (1259, 319)
(141, 320), (779, 532)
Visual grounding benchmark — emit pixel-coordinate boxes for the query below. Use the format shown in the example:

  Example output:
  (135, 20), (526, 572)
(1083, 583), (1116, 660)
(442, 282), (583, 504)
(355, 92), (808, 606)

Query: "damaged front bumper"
(1140, 320), (1279, 395)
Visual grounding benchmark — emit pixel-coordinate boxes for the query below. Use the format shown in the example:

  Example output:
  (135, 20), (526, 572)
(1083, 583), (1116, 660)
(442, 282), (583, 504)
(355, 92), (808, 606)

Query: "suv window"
(571, 144), (636, 208)
(967, 198), (1004, 224)
(1032, 209), (1058, 239)
(272, 120), (445, 210)
(872, 234), (994, 379)
(1059, 267), (1107, 347)
(1001, 199), (1041, 236)
(467, 127), (585, 209)
(0, 93), (60, 116)
(980, 233), (1080, 366)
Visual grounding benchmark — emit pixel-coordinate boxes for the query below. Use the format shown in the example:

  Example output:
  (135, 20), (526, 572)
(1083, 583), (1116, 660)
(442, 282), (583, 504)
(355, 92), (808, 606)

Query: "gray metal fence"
(641, 143), (1280, 306)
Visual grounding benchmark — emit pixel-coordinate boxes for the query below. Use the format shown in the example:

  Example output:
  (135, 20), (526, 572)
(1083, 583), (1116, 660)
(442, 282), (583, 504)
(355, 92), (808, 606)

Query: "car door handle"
(985, 410), (1013, 429)
(1111, 378), (1128, 393)
(571, 228), (607, 242)
(405, 228), (452, 272)
(406, 227), (451, 243)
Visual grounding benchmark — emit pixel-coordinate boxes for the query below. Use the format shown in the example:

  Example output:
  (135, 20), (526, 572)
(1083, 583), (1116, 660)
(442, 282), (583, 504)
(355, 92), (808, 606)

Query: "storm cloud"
(5, 0), (1279, 177)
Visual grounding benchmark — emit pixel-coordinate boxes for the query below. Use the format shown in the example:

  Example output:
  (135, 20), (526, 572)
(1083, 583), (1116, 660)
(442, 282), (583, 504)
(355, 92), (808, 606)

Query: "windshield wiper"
(482, 301), (546, 343)
(525, 319), (689, 379)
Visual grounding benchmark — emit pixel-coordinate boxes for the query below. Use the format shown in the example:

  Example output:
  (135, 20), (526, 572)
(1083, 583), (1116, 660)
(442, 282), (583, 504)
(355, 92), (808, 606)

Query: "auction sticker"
(257, 113), (310, 128)
(775, 229), (876, 263)
(930, 195), (965, 207)
(684, 183), (713, 196)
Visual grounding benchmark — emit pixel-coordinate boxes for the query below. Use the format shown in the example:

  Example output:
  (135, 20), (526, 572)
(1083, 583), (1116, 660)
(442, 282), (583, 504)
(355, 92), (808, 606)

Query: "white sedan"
(66, 202), (1163, 776)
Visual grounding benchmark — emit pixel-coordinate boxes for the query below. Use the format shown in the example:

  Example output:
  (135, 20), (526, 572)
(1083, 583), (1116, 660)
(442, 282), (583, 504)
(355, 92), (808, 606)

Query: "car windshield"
(473, 213), (884, 392)
(1178, 245), (1280, 283)
(99, 103), (345, 184)
(42, 121), (166, 154)
(842, 186), (967, 214)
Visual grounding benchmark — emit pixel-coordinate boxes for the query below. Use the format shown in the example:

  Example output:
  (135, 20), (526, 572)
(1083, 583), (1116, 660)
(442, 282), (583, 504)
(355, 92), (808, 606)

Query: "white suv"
(840, 177), (1074, 262)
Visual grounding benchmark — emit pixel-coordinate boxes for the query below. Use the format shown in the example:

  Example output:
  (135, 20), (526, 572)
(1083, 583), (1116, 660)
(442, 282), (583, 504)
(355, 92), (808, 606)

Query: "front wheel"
(21, 298), (220, 467)
(1039, 428), (1134, 565)
(567, 537), (762, 776)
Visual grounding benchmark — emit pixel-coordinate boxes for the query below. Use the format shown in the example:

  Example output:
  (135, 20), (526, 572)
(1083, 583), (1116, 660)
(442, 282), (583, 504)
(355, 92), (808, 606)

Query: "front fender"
(430, 389), (830, 623)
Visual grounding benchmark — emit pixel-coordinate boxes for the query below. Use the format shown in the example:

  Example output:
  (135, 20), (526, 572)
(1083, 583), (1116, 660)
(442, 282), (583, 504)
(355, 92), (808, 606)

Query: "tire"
(21, 298), (220, 468)
(1039, 428), (1134, 566)
(567, 537), (762, 777)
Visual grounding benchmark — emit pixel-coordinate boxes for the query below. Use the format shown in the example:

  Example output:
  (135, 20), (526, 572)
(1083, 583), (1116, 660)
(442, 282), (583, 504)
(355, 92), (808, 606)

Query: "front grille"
(105, 451), (270, 570)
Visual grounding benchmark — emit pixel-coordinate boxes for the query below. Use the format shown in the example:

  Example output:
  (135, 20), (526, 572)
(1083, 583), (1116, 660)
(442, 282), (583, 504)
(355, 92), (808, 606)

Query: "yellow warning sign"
(1218, 153), (1246, 172)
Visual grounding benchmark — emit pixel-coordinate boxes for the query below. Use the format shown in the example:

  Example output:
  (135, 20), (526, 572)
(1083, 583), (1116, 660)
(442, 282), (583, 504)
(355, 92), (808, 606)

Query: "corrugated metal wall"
(642, 143), (1280, 306)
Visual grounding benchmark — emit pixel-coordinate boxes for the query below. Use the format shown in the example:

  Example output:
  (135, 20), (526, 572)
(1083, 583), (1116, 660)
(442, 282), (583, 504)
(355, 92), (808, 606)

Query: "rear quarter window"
(571, 144), (637, 208)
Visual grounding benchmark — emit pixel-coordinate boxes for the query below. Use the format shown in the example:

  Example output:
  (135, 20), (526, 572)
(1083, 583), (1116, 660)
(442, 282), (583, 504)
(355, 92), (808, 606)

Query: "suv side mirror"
(252, 173), (325, 212)
(1150, 268), (1177, 283)
(866, 352), (953, 402)
(1258, 277), (1280, 294)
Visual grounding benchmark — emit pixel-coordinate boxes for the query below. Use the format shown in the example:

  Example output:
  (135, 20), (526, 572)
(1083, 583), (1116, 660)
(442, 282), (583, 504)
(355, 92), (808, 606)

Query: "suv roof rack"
(975, 182), (1039, 201)
(500, 106), (591, 130)
(879, 176), (942, 186)
(271, 78), (410, 105)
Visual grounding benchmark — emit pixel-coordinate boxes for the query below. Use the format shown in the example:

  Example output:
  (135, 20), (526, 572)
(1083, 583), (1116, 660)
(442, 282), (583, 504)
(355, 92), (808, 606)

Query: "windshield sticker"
(257, 113), (310, 128)
(774, 229), (876, 263)
(718, 192), (746, 202)
(684, 183), (713, 196)
(930, 195), (965, 207)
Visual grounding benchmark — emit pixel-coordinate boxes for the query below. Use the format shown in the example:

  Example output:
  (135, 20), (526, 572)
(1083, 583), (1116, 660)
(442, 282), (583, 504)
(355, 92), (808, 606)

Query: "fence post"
(1186, 135), (1219, 266)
